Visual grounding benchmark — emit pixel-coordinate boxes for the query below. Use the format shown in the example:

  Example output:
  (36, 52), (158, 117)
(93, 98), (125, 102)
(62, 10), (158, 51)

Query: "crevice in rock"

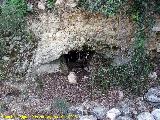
(60, 46), (95, 72)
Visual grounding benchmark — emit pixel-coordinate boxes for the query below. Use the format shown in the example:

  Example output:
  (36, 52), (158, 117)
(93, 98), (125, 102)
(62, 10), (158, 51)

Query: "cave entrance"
(61, 46), (95, 72)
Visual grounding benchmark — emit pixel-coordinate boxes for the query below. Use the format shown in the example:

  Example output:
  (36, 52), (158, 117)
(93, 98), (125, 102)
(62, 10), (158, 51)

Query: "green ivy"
(78, 0), (127, 16)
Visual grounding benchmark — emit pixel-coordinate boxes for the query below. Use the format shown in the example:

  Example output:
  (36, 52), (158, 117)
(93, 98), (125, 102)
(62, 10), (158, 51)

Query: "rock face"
(28, 2), (133, 73)
(28, 0), (159, 74)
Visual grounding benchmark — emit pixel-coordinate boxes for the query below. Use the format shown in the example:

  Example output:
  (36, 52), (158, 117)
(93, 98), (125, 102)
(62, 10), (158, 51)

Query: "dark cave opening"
(61, 46), (95, 71)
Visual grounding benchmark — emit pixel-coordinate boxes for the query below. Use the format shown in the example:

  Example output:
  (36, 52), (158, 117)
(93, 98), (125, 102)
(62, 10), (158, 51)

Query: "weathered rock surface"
(91, 106), (107, 119)
(106, 108), (121, 120)
(151, 109), (160, 120)
(117, 98), (136, 117)
(79, 115), (97, 120)
(144, 87), (160, 108)
(137, 112), (155, 120)
(152, 22), (160, 32)
(28, 5), (133, 73)
(67, 72), (77, 84)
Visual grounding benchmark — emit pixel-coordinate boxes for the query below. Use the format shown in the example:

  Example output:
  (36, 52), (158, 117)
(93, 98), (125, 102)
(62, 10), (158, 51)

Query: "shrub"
(0, 0), (27, 36)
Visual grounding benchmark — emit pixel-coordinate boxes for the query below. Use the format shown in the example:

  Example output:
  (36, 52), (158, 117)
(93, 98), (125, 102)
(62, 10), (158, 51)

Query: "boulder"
(106, 108), (121, 120)
(151, 109), (160, 120)
(91, 106), (107, 119)
(144, 87), (160, 108)
(137, 112), (155, 120)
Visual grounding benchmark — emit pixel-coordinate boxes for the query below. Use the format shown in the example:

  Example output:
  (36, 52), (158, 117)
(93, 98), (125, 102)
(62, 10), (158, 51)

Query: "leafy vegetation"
(78, 0), (127, 16)
(0, 0), (33, 81)
(0, 0), (27, 36)
(0, 0), (27, 56)
(90, 0), (158, 95)
(47, 0), (56, 9)
(52, 98), (69, 114)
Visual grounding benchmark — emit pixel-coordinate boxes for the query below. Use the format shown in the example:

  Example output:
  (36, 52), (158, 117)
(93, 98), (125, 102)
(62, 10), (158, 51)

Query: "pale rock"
(117, 98), (136, 117)
(27, 3), (33, 12)
(149, 72), (157, 80)
(66, 0), (78, 8)
(2, 56), (10, 61)
(92, 106), (107, 119)
(137, 112), (155, 120)
(106, 108), (121, 120)
(67, 72), (77, 84)
(152, 26), (160, 31)
(69, 105), (85, 115)
(151, 109), (160, 120)
(38, 1), (45, 10)
(79, 115), (97, 120)
(35, 60), (61, 74)
(55, 0), (65, 7)
(28, 8), (133, 73)
(156, 43), (160, 53)
(144, 87), (160, 107)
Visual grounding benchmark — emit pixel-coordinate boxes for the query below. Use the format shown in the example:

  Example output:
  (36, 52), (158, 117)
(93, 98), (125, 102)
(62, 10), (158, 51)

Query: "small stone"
(149, 72), (157, 80)
(152, 27), (160, 32)
(12, 36), (21, 41)
(66, 0), (78, 8)
(137, 112), (155, 120)
(157, 43), (160, 53)
(38, 1), (45, 10)
(69, 105), (84, 115)
(27, 3), (33, 12)
(2, 56), (10, 61)
(79, 115), (97, 120)
(55, 0), (65, 7)
(67, 72), (77, 84)
(151, 109), (160, 120)
(106, 108), (121, 120)
(92, 106), (107, 119)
